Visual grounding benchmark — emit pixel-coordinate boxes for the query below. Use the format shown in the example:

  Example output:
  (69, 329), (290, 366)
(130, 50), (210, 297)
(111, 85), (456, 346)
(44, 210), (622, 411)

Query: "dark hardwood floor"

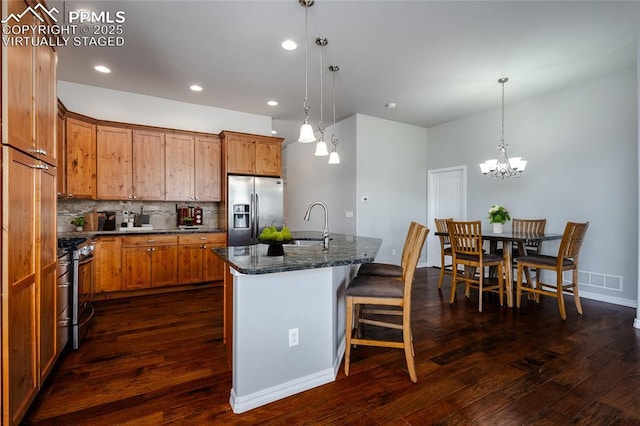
(24, 268), (640, 425)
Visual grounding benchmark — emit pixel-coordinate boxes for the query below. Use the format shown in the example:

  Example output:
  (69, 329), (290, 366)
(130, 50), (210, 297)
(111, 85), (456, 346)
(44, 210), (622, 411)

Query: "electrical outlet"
(392, 249), (396, 256)
(288, 328), (299, 347)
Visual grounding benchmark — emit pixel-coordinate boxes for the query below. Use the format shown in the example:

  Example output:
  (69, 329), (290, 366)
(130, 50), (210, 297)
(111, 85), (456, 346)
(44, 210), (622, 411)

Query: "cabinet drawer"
(122, 235), (178, 247)
(178, 233), (226, 246)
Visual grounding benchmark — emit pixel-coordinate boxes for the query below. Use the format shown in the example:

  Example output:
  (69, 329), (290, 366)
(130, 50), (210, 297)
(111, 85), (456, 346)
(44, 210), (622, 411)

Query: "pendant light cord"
(303, 3), (309, 116)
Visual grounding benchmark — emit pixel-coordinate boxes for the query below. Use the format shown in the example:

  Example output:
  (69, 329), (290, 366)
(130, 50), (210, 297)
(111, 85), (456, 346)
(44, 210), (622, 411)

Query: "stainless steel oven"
(59, 237), (96, 350)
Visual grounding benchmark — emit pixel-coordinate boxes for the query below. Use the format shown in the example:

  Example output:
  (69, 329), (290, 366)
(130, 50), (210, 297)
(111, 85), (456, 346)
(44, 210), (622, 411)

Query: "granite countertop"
(58, 227), (225, 239)
(212, 231), (382, 275)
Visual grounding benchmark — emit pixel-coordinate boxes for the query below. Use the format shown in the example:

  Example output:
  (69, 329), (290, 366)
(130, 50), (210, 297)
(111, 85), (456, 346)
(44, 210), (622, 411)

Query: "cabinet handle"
(39, 149), (48, 155)
(58, 318), (71, 327)
(151, 247), (156, 252)
(199, 237), (207, 240)
(58, 283), (71, 288)
(34, 163), (48, 170)
(147, 248), (152, 252)
(201, 245), (207, 249)
(147, 239), (155, 243)
(68, 193), (74, 198)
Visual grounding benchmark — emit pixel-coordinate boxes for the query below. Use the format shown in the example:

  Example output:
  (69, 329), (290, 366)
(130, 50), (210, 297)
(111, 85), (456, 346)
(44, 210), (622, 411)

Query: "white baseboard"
(578, 289), (637, 308)
(230, 367), (336, 414)
(634, 318), (640, 329)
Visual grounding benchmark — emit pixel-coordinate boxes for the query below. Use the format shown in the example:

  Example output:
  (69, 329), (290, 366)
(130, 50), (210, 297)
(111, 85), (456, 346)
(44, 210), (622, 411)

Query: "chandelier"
(479, 77), (527, 178)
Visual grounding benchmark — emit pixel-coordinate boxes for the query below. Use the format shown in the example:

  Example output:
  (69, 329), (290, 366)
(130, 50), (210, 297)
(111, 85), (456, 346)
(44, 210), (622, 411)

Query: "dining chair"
(496, 218), (546, 287)
(356, 221), (420, 278)
(447, 220), (505, 312)
(434, 218), (453, 289)
(344, 222), (428, 383)
(515, 221), (589, 320)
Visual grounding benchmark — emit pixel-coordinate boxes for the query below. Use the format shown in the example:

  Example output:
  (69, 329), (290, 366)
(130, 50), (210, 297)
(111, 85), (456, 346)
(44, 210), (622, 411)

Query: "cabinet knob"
(201, 245), (207, 249)
(68, 194), (74, 198)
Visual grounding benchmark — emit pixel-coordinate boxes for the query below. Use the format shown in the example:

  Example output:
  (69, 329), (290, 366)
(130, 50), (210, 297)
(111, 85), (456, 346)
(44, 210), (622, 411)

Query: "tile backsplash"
(58, 199), (221, 232)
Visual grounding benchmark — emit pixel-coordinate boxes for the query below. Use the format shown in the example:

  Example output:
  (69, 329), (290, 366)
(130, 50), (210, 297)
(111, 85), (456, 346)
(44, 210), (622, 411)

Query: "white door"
(427, 166), (467, 267)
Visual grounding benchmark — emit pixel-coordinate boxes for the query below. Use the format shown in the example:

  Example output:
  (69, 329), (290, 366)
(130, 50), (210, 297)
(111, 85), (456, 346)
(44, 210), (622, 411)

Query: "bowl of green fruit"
(258, 223), (293, 256)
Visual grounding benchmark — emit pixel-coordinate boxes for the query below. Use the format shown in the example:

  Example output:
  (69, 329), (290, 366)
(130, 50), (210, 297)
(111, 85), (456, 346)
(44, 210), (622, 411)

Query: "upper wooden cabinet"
(56, 111), (66, 197)
(133, 130), (165, 200)
(221, 131), (283, 177)
(66, 117), (96, 199)
(34, 45), (57, 166)
(97, 126), (133, 200)
(166, 133), (221, 202)
(194, 135), (221, 201)
(3, 1), (57, 167)
(165, 134), (195, 201)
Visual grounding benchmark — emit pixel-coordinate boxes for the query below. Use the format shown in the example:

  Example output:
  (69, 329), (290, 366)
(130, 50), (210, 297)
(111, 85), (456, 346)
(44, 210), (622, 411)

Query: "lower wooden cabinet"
(95, 236), (123, 293)
(122, 235), (178, 289)
(94, 232), (226, 294)
(177, 233), (226, 284)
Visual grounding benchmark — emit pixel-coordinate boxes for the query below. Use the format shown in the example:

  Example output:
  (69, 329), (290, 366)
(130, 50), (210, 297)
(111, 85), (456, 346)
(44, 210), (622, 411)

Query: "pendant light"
(298, 0), (316, 143)
(314, 37), (329, 156)
(328, 64), (341, 164)
(479, 77), (527, 178)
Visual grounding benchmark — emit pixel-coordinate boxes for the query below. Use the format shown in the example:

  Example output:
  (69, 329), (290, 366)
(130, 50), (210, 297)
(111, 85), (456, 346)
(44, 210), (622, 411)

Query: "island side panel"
(230, 267), (339, 413)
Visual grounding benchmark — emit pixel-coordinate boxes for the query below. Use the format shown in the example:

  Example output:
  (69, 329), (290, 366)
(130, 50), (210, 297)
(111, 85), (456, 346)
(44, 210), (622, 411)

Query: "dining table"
(435, 228), (563, 307)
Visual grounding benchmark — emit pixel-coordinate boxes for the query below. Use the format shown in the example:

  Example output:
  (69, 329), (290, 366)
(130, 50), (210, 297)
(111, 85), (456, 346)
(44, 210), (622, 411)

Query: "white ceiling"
(50, 1), (639, 143)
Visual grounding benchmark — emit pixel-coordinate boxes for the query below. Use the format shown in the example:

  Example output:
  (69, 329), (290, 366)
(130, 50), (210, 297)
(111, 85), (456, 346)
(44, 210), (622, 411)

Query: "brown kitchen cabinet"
(56, 110), (66, 197)
(34, 44), (57, 167)
(0, 153), (57, 422)
(177, 233), (226, 284)
(94, 236), (123, 293)
(133, 130), (166, 200)
(38, 163), (58, 383)
(122, 235), (178, 289)
(194, 135), (221, 201)
(66, 117), (97, 199)
(222, 131), (283, 177)
(165, 133), (195, 201)
(96, 126), (133, 200)
(2, 2), (58, 423)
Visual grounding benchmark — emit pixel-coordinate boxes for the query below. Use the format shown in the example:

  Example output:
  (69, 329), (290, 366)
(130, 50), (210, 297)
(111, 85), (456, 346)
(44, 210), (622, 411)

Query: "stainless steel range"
(58, 237), (96, 349)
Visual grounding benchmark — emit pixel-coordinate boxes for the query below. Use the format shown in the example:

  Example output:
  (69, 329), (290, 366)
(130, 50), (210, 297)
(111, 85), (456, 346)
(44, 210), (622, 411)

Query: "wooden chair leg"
(557, 271), (567, 320)
(478, 270), (483, 313)
(449, 267), (458, 304)
(437, 253), (446, 289)
(403, 320), (417, 383)
(516, 264), (523, 308)
(498, 263), (504, 306)
(572, 269), (583, 315)
(344, 298), (353, 376)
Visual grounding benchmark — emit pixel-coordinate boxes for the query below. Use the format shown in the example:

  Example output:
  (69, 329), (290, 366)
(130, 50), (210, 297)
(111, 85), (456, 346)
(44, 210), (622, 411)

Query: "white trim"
(230, 368), (336, 414)
(579, 289), (637, 308)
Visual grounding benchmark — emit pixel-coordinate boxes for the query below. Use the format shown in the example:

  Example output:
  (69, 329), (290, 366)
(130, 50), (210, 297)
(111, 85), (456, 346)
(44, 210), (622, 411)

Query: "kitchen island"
(212, 232), (382, 413)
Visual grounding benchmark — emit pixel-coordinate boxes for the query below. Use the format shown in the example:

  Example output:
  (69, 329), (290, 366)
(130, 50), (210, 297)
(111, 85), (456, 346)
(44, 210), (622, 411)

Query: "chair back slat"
(434, 218), (452, 246)
(401, 221), (420, 269)
(559, 221), (589, 260)
(402, 223), (429, 291)
(512, 218), (546, 252)
(448, 220), (483, 256)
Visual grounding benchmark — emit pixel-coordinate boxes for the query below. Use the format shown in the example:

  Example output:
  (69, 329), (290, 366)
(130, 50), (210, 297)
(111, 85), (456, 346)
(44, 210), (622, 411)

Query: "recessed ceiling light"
(94, 65), (111, 73)
(190, 84), (203, 92)
(267, 100), (278, 106)
(281, 40), (297, 50)
(385, 102), (397, 109)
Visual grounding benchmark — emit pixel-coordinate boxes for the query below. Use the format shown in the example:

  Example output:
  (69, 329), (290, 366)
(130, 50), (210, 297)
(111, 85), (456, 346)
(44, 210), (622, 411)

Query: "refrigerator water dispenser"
(233, 204), (250, 229)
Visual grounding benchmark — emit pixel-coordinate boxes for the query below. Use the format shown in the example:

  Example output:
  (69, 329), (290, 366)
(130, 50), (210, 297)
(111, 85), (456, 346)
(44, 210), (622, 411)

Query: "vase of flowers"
(488, 205), (510, 234)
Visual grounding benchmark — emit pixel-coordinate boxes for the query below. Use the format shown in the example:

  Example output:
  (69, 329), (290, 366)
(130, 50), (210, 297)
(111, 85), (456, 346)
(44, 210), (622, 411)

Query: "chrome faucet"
(304, 202), (330, 249)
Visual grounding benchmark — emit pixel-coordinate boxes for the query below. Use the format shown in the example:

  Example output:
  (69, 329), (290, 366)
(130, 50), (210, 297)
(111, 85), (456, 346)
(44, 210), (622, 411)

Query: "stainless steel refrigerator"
(228, 175), (284, 246)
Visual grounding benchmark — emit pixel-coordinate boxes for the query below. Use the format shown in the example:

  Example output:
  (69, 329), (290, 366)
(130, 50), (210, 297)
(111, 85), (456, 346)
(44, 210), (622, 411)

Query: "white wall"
(427, 67), (639, 307)
(57, 81), (272, 135)
(285, 114), (428, 266)
(284, 115), (357, 235)
(355, 115), (428, 265)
